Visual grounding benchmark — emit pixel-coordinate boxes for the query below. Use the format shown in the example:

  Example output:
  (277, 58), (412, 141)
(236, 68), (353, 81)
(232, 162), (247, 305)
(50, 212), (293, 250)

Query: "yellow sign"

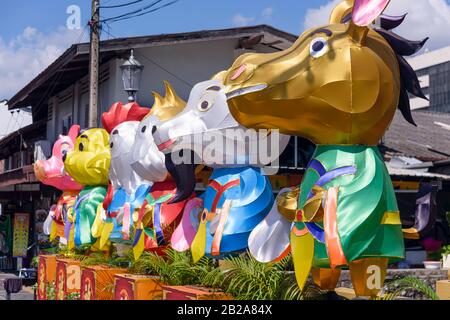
(13, 213), (30, 257)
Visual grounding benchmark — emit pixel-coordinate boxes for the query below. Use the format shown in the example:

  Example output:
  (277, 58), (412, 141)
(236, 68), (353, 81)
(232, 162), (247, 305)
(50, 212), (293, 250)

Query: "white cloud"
(303, 0), (450, 51)
(232, 14), (256, 27)
(262, 7), (274, 20)
(0, 26), (87, 99)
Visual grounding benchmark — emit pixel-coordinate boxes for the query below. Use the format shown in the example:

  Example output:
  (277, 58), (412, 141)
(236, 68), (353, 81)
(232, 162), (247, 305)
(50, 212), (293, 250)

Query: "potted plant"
(159, 250), (229, 300)
(124, 248), (227, 300)
(442, 245), (450, 270)
(80, 252), (129, 300)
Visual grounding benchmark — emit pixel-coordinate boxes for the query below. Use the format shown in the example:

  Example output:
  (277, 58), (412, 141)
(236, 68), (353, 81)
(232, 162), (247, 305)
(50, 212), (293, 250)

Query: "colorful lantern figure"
(95, 101), (150, 249)
(221, 0), (428, 296)
(153, 79), (289, 262)
(34, 125), (84, 244)
(64, 128), (111, 248)
(128, 81), (197, 259)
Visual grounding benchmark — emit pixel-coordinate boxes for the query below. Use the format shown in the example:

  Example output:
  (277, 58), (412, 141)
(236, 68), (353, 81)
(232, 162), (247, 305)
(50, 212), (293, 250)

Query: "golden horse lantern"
(224, 0), (426, 145)
(223, 0), (428, 297)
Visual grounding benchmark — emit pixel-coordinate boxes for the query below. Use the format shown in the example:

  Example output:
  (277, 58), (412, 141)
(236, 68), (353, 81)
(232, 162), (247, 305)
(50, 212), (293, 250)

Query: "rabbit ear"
(67, 125), (81, 142)
(352, 0), (390, 26)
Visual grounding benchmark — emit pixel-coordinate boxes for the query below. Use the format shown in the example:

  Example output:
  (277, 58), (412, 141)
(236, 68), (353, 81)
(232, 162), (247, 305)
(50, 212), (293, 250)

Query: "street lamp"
(120, 50), (144, 102)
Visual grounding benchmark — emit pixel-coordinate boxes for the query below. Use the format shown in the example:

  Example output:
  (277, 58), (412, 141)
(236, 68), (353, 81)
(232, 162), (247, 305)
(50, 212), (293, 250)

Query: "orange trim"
(208, 179), (240, 212)
(207, 179), (240, 256)
(272, 244), (291, 263)
(211, 200), (231, 256)
(292, 224), (309, 237)
(324, 187), (347, 268)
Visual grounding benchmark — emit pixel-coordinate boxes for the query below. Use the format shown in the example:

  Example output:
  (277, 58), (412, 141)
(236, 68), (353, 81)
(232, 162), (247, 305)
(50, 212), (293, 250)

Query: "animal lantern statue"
(34, 125), (84, 244)
(153, 79), (289, 262)
(126, 81), (197, 259)
(221, 0), (428, 297)
(63, 127), (111, 249)
(96, 101), (150, 250)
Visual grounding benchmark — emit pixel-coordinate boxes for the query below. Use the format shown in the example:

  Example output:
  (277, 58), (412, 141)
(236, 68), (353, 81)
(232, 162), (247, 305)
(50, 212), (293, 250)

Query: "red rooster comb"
(101, 101), (150, 133)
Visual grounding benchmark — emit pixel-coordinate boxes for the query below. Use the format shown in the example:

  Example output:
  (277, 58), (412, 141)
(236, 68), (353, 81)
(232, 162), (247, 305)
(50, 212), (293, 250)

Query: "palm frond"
(380, 276), (440, 300)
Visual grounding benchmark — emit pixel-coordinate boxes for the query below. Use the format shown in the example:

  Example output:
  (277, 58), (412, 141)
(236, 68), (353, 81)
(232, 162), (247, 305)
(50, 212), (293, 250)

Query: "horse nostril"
(152, 126), (157, 135)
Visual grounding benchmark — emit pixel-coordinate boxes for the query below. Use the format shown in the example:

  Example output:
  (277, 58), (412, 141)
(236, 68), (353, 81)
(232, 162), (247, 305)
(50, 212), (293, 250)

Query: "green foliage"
(442, 245), (450, 257)
(66, 292), (80, 300)
(375, 276), (440, 300)
(31, 256), (39, 268)
(80, 251), (131, 268)
(46, 282), (56, 300)
(128, 248), (220, 287)
(218, 253), (328, 300)
(128, 249), (328, 300)
(220, 253), (289, 300)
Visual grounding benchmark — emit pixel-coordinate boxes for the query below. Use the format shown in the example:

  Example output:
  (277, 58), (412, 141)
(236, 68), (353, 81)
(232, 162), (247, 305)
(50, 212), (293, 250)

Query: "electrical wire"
(100, 0), (166, 22)
(100, 0), (145, 9)
(108, 0), (179, 23)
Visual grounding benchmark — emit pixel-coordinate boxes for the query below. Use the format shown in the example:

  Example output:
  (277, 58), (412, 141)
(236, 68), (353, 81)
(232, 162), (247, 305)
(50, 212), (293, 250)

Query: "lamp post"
(120, 50), (144, 102)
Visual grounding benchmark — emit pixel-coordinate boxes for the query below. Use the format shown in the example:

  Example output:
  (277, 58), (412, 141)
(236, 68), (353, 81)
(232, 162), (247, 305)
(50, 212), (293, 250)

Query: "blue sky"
(1, 0), (450, 99)
(0, 0), (331, 41)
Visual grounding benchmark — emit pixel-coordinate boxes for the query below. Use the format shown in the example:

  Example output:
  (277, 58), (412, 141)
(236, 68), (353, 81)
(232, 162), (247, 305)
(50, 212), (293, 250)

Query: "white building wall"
(46, 38), (277, 143)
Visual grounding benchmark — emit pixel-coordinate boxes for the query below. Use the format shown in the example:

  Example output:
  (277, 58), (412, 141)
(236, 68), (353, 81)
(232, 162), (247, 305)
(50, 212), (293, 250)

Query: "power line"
(100, 0), (181, 23)
(101, 0), (163, 22)
(110, 0), (179, 23)
(100, 0), (145, 9)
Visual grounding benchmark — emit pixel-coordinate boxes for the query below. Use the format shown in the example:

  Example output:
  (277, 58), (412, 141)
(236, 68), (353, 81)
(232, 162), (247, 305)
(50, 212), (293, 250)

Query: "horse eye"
(310, 37), (328, 58)
(110, 142), (114, 149)
(79, 143), (84, 152)
(141, 126), (147, 133)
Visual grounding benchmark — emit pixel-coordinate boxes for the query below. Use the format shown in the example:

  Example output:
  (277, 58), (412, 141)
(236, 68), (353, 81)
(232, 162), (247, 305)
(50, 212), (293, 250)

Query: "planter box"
(114, 274), (163, 300)
(37, 255), (58, 300)
(80, 265), (127, 300)
(55, 258), (81, 300)
(436, 280), (450, 300)
(311, 268), (341, 291)
(162, 286), (232, 300)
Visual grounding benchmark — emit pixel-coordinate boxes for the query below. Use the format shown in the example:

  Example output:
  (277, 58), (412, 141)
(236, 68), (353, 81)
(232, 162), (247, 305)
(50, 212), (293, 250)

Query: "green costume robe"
(74, 186), (107, 246)
(294, 145), (405, 269)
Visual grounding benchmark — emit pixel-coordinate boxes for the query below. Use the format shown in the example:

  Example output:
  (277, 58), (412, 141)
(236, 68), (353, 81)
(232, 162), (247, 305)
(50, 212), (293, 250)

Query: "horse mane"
(343, 13), (428, 126)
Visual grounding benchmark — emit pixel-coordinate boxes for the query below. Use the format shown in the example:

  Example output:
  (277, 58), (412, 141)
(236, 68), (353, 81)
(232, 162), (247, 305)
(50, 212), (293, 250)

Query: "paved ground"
(0, 273), (35, 300)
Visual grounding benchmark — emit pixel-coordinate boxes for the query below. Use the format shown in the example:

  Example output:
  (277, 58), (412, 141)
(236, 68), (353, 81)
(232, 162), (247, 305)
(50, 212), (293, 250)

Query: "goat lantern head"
(130, 81), (197, 204)
(152, 78), (290, 203)
(223, 0), (428, 145)
(34, 125), (84, 191)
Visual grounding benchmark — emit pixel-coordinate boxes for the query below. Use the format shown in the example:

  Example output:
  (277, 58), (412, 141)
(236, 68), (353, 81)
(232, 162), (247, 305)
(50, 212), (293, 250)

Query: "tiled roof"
(383, 110), (450, 161)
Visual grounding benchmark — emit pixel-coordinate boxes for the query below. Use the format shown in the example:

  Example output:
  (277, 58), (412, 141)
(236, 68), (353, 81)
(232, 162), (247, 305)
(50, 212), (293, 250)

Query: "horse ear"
(345, 0), (389, 45)
(329, 0), (355, 24)
(352, 0), (390, 26)
(68, 125), (81, 142)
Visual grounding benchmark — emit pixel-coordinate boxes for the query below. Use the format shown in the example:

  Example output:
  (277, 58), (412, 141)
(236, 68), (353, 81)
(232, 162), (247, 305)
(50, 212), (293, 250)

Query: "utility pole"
(88, 0), (100, 128)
